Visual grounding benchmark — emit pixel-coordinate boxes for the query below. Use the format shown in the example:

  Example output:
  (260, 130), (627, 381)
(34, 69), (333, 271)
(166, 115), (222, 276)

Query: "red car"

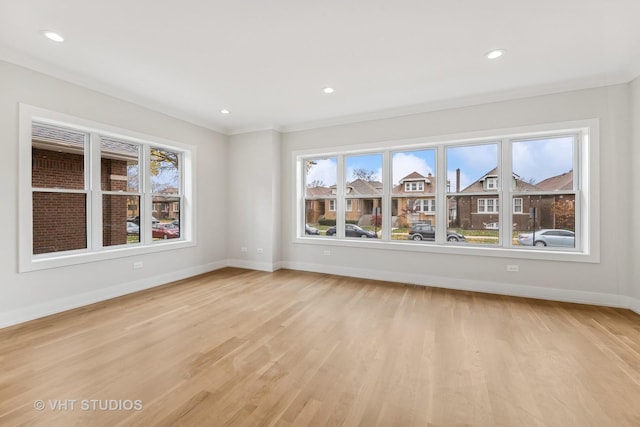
(152, 223), (179, 239)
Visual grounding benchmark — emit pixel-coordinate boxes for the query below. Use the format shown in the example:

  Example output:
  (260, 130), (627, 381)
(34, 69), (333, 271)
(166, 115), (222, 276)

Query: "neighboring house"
(535, 170), (575, 230)
(304, 186), (332, 224)
(392, 172), (437, 226)
(152, 187), (180, 220)
(455, 168), (574, 231)
(304, 178), (382, 225)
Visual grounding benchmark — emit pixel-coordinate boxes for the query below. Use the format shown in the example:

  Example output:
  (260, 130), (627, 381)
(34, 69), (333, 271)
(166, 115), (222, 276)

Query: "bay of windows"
(300, 123), (590, 257)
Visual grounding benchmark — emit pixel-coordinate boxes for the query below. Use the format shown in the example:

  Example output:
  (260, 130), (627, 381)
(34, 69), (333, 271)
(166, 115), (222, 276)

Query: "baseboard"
(627, 296), (640, 315)
(0, 260), (228, 329)
(227, 259), (282, 272)
(281, 261), (630, 310)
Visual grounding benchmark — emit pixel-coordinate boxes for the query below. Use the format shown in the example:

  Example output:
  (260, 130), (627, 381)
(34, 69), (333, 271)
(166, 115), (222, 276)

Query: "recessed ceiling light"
(42, 30), (64, 43)
(486, 49), (505, 60)
(323, 87), (335, 94)
(220, 109), (230, 115)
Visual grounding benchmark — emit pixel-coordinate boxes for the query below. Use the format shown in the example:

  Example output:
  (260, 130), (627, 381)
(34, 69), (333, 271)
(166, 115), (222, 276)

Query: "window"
(297, 119), (596, 261)
(447, 143), (499, 246)
(415, 199), (436, 212)
(478, 198), (499, 213)
(345, 154), (383, 239)
(20, 105), (194, 271)
(513, 198), (523, 214)
(404, 181), (424, 191)
(329, 199), (336, 211)
(392, 149), (436, 241)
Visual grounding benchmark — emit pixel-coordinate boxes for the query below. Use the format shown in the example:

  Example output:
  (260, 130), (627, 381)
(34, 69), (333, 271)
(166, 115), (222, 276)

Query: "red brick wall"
(32, 148), (86, 254)
(31, 148), (129, 253)
(101, 159), (128, 246)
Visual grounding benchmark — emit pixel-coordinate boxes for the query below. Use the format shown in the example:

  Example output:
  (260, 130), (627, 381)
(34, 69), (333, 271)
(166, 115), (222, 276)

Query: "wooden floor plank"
(1, 268), (640, 426)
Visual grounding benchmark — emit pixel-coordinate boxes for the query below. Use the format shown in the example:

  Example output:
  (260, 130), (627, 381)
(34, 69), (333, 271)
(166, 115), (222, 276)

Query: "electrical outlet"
(506, 264), (519, 272)
(133, 261), (144, 269)
(240, 247), (248, 253)
(323, 250), (331, 256)
(256, 248), (264, 254)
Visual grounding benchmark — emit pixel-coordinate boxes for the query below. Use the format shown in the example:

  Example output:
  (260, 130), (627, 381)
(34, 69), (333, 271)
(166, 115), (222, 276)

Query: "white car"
(517, 229), (575, 247)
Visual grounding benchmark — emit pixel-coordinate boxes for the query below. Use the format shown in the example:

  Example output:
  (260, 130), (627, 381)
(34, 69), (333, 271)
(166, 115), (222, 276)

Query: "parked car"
(126, 221), (140, 235)
(152, 223), (180, 239)
(128, 216), (159, 225)
(325, 224), (377, 238)
(517, 229), (575, 247)
(305, 224), (320, 235)
(408, 224), (466, 242)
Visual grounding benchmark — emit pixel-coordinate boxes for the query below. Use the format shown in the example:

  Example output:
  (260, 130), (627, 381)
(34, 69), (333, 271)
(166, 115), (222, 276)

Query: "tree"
(397, 198), (419, 228)
(307, 179), (325, 188)
(352, 168), (377, 181)
(551, 198), (575, 230)
(150, 148), (179, 193)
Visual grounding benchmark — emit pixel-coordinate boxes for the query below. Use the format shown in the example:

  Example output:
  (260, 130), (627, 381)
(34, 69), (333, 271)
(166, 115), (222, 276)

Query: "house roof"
(536, 170), (573, 190)
(306, 186), (332, 197)
(393, 172), (436, 195)
(461, 168), (538, 192)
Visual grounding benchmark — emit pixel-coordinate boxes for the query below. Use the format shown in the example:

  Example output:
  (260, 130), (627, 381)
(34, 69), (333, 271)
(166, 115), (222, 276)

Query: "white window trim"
(513, 197), (523, 214)
(329, 199), (336, 211)
(404, 181), (424, 192)
(477, 198), (499, 213)
(19, 104), (196, 272)
(293, 119), (599, 263)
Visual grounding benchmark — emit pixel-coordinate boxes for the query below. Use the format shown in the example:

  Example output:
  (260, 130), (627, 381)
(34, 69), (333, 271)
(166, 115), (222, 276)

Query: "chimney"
(456, 168), (460, 192)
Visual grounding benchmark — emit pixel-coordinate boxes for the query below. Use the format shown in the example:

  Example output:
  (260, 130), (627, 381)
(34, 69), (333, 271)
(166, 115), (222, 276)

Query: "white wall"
(631, 76), (640, 310)
(227, 130), (281, 271)
(280, 84), (637, 310)
(0, 60), (228, 328)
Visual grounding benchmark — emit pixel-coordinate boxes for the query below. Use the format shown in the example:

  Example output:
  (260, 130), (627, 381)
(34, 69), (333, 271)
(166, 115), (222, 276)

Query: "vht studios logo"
(34, 399), (143, 411)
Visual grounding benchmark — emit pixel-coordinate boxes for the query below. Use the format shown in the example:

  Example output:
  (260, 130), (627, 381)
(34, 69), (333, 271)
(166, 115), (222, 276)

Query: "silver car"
(517, 229), (575, 247)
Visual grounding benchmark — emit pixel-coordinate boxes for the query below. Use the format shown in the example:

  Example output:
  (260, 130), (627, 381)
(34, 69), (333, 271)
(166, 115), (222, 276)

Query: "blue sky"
(306, 136), (573, 189)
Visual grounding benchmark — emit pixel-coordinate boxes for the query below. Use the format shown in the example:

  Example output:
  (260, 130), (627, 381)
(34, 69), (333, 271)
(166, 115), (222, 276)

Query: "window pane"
(512, 136), (574, 191)
(152, 220), (180, 240)
(447, 143), (499, 245)
(152, 194), (181, 226)
(101, 137), (140, 192)
(32, 123), (86, 190)
(33, 192), (86, 254)
(512, 136), (575, 249)
(392, 149), (436, 241)
(304, 157), (337, 237)
(104, 195), (141, 246)
(345, 154), (382, 239)
(150, 148), (180, 193)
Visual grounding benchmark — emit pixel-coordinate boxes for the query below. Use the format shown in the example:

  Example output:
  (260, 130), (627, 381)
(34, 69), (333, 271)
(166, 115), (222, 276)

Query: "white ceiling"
(1, 0), (639, 134)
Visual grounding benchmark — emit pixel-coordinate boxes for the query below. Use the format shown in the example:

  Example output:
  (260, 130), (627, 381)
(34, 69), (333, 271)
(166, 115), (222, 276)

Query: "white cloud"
(392, 153), (433, 184)
(306, 158), (337, 186)
(512, 138), (573, 183)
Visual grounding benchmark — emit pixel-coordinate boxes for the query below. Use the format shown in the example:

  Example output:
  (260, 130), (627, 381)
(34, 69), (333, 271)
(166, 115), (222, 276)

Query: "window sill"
(20, 239), (196, 273)
(293, 236), (598, 263)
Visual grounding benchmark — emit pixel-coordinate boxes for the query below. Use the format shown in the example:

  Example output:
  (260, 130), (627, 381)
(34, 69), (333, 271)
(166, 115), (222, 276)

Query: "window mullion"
(381, 151), (391, 241)
(90, 132), (102, 250)
(336, 155), (345, 238)
(500, 138), (510, 248)
(142, 145), (152, 245)
(435, 144), (446, 243)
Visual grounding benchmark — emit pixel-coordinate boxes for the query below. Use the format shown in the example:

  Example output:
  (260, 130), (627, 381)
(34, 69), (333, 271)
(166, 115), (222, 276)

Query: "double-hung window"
(20, 105), (194, 271)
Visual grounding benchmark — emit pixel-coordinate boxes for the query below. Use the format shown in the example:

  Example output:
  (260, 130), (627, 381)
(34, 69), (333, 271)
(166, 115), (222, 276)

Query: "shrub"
(318, 218), (336, 226)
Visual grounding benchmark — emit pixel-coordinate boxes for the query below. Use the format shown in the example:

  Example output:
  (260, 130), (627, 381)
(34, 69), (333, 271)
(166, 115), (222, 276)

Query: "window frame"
(19, 104), (196, 272)
(294, 119), (599, 263)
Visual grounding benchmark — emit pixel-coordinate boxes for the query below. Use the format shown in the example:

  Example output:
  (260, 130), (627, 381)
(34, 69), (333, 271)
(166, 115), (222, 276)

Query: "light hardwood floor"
(1, 268), (639, 426)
